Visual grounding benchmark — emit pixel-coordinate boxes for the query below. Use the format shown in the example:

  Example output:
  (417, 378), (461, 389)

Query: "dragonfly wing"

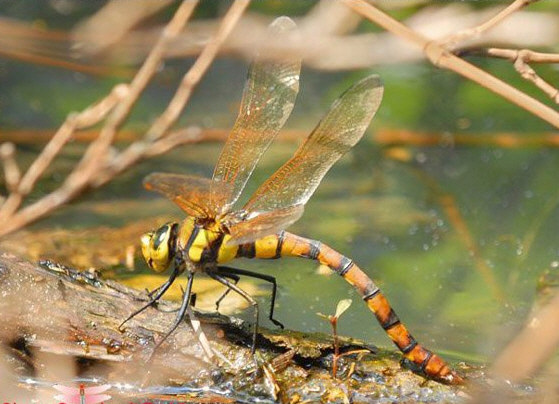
(244, 75), (383, 214)
(210, 16), (301, 214)
(144, 172), (225, 218)
(54, 394), (81, 404)
(227, 204), (304, 245)
(83, 385), (111, 394)
(84, 394), (112, 404)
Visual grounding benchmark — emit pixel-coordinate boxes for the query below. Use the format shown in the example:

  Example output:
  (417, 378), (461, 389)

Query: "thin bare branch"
(0, 86), (126, 221)
(22, 85), (128, 194)
(72, 0), (174, 56)
(92, 127), (204, 187)
(146, 0), (251, 141)
(93, 0), (251, 186)
(343, 0), (430, 48)
(0, 47), (133, 78)
(65, 0), (199, 189)
(514, 55), (559, 104)
(2, 0), (559, 240)
(484, 48), (559, 64)
(0, 0), (254, 238)
(478, 48), (559, 104)
(0, 1), (199, 238)
(2, 4), (558, 73)
(443, 0), (539, 49)
(342, 0), (559, 129)
(0, 143), (21, 193)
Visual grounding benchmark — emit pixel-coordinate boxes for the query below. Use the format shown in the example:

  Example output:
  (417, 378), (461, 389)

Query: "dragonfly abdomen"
(233, 232), (285, 261)
(277, 231), (462, 385)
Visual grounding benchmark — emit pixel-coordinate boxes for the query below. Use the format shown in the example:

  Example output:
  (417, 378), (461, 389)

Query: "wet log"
(0, 252), (470, 403)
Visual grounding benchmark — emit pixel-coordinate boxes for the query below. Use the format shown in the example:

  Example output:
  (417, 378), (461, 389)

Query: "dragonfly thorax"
(176, 216), (238, 265)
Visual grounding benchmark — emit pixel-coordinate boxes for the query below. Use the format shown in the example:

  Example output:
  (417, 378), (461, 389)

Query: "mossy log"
(0, 252), (470, 403)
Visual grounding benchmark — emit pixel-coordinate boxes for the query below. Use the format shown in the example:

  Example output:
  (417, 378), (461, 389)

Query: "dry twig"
(72, 0), (174, 56)
(441, 0), (538, 50)
(0, 0), (250, 238)
(94, 0), (251, 186)
(341, 0), (559, 129)
(0, 84), (128, 222)
(0, 143), (21, 193)
(481, 48), (559, 104)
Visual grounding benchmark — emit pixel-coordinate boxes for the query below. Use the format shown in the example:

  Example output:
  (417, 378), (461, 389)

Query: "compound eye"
(152, 225), (171, 251)
(142, 224), (173, 272)
(140, 232), (154, 267)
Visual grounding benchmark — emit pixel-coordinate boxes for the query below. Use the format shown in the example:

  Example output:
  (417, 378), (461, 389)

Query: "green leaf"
(334, 299), (352, 319)
(316, 312), (330, 321)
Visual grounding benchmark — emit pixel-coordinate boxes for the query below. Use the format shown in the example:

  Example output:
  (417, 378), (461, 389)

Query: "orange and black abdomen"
(236, 230), (462, 385)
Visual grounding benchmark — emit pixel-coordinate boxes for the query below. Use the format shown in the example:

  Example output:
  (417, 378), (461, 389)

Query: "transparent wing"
(84, 395), (112, 404)
(243, 75), (384, 214)
(226, 204), (304, 245)
(83, 385), (111, 394)
(143, 172), (227, 218)
(210, 16), (301, 215)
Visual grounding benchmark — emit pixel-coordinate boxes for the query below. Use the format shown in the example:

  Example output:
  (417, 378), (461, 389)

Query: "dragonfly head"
(141, 222), (178, 272)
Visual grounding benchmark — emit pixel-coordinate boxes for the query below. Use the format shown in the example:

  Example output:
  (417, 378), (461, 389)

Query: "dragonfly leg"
(147, 284), (165, 298)
(119, 265), (180, 330)
(217, 265), (284, 329)
(208, 271), (259, 354)
(213, 272), (240, 311)
(151, 271), (195, 354)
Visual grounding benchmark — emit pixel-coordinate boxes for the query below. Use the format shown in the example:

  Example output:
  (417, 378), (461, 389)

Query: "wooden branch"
(65, 0), (199, 189)
(485, 48), (559, 64)
(2, 0), (559, 241)
(94, 0), (251, 186)
(0, 143), (20, 193)
(342, 0), (559, 129)
(0, 1), (199, 238)
(479, 48), (559, 104)
(2, 3), (558, 72)
(0, 1), (253, 239)
(71, 0), (174, 56)
(145, 0), (251, 141)
(442, 0), (539, 49)
(0, 85), (128, 221)
(513, 56), (559, 104)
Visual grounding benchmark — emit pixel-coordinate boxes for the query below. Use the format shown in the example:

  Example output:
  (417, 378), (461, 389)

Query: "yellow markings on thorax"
(188, 229), (209, 262)
(217, 234), (238, 263)
(178, 217), (240, 264)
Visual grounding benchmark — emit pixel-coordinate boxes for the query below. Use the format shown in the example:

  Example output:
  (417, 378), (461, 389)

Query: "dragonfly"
(123, 17), (461, 385)
(53, 383), (111, 404)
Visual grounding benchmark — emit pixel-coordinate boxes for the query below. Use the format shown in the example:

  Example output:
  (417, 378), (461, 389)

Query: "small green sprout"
(317, 299), (353, 379)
